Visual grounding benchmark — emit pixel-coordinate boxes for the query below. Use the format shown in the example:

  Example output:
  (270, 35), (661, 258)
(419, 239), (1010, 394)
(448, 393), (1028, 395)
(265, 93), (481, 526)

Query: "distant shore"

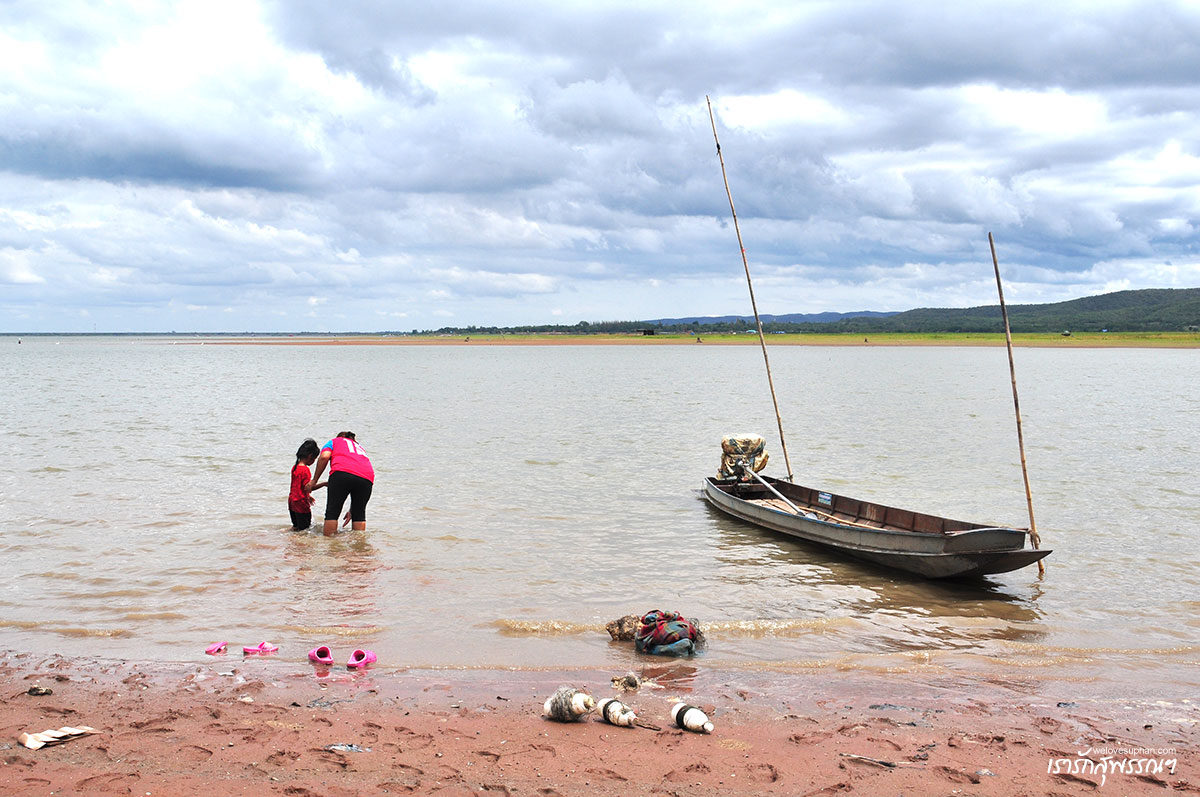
(2, 651), (1193, 795)
(183, 331), (1200, 347)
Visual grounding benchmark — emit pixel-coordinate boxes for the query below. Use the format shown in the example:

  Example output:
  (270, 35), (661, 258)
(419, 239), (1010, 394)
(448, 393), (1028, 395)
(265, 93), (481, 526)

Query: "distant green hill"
(641, 288), (1200, 334)
(817, 288), (1200, 334)
(420, 287), (1200, 336)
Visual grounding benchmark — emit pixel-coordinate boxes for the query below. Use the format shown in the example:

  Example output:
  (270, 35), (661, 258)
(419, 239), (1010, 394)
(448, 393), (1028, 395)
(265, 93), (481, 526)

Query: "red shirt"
(323, 437), (375, 482)
(289, 463), (313, 512)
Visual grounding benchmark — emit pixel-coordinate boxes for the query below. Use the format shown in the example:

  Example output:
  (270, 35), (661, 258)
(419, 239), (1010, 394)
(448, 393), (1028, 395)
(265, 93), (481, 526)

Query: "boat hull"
(702, 477), (1050, 579)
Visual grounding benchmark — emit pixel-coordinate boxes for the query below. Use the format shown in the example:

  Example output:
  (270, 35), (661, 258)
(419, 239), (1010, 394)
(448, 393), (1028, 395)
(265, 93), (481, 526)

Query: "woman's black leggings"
(325, 471), (373, 522)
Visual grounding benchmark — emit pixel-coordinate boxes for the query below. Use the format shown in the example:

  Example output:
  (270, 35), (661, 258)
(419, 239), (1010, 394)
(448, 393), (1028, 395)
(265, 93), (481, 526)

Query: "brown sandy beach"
(3, 651), (1195, 795)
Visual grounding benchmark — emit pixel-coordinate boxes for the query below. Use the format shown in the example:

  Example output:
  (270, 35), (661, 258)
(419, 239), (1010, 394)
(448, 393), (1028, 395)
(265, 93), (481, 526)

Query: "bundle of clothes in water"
(634, 609), (703, 657)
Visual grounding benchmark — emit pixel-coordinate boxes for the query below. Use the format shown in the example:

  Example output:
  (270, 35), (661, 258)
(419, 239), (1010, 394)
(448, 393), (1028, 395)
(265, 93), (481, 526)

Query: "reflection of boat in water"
(700, 494), (1049, 655)
(703, 472), (1051, 580)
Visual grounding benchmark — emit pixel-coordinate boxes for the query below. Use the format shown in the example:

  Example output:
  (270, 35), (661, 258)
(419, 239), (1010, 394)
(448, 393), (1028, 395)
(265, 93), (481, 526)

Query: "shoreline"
(3, 651), (1195, 794)
(180, 332), (1200, 348)
(9, 332), (1199, 347)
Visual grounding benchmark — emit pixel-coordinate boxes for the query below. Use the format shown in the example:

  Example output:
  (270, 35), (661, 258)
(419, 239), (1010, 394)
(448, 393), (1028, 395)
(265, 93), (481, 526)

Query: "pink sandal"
(347, 649), (376, 668)
(205, 642), (228, 655)
(308, 645), (334, 665)
(243, 641), (279, 656)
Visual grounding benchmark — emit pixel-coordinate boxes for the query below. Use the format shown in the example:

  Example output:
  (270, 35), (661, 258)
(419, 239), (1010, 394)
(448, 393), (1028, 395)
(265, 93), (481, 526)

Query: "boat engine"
(718, 434), (769, 481)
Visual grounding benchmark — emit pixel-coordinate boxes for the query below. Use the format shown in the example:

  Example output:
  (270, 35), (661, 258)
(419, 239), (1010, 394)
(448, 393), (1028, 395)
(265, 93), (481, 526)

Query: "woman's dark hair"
(295, 438), (320, 463)
(336, 431), (356, 440)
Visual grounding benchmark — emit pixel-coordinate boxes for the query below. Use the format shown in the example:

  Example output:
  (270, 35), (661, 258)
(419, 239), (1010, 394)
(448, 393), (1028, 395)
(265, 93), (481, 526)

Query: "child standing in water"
(288, 439), (326, 529)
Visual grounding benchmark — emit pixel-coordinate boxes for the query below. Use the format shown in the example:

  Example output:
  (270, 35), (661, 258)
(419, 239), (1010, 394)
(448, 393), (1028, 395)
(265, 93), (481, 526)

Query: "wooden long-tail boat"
(702, 473), (1051, 579)
(702, 104), (1050, 579)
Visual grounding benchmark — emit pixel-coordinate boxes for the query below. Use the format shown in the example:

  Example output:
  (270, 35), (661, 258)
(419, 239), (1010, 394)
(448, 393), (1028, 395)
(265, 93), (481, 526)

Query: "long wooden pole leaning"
(706, 96), (794, 481)
(988, 232), (1044, 574)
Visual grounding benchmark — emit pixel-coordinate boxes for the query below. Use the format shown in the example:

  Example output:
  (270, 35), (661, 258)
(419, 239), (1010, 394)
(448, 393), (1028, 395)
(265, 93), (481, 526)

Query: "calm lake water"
(1, 338), (1196, 698)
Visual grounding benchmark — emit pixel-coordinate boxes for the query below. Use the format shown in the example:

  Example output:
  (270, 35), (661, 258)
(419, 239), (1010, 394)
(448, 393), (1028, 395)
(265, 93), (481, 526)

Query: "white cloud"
(961, 85), (1108, 139)
(0, 247), (46, 284)
(717, 89), (849, 131)
(1, 0), (1198, 331)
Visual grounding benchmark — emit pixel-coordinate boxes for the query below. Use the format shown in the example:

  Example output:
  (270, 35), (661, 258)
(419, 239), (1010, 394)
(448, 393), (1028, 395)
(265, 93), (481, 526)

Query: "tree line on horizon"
(415, 287), (1200, 336)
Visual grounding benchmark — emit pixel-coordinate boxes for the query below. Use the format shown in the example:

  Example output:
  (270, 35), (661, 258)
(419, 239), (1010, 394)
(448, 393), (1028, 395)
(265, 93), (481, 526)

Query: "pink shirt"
(323, 437), (375, 482)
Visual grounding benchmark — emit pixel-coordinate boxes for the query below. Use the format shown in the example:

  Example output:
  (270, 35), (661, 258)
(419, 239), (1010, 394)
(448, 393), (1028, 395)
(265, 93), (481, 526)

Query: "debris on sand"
(324, 743), (371, 753)
(671, 702), (714, 734)
(605, 614), (641, 641)
(635, 610), (703, 657)
(597, 698), (637, 727)
(543, 686), (595, 722)
(18, 726), (100, 750)
(611, 672), (641, 692)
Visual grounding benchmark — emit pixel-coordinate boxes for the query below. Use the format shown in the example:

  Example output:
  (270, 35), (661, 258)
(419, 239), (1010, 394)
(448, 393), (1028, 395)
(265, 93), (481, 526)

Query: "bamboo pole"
(988, 232), (1045, 574)
(706, 96), (794, 481)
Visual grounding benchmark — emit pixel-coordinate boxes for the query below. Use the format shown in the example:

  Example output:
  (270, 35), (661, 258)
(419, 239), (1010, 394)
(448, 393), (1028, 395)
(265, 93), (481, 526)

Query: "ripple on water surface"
(1, 341), (1197, 696)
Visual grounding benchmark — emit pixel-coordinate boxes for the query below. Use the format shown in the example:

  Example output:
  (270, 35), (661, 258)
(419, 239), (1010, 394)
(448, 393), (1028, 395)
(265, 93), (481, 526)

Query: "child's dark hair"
(295, 438), (320, 463)
(336, 431), (356, 440)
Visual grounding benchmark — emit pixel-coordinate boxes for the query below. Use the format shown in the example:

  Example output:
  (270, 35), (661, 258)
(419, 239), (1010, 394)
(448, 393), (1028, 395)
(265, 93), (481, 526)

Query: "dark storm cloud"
(0, 132), (310, 190)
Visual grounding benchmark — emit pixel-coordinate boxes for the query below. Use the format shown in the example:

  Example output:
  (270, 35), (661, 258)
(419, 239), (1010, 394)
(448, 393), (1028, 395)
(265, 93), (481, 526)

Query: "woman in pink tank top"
(309, 431), (374, 536)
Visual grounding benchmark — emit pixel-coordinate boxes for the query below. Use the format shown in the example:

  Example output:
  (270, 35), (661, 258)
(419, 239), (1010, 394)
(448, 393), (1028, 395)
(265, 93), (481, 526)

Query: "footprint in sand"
(395, 731), (435, 750)
(584, 767), (628, 782)
(789, 730), (833, 745)
(310, 749), (350, 770)
(178, 744), (214, 763)
(40, 706), (79, 716)
(130, 710), (186, 729)
(267, 750), (301, 766)
(74, 773), (139, 791)
(1033, 716), (1062, 734)
(934, 765), (981, 785)
(665, 762), (711, 782)
(746, 763), (779, 783)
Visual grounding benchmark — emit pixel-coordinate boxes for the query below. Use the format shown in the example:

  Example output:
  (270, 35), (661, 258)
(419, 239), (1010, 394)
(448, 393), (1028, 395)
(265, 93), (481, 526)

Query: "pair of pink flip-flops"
(308, 645), (376, 669)
(204, 641), (278, 656)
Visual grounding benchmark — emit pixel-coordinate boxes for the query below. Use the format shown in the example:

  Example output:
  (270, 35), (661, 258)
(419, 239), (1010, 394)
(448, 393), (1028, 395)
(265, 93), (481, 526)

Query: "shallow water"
(1, 338), (1196, 697)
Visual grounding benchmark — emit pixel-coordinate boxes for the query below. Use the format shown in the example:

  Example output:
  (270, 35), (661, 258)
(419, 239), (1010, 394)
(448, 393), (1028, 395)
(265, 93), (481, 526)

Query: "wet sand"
(3, 651), (1195, 795)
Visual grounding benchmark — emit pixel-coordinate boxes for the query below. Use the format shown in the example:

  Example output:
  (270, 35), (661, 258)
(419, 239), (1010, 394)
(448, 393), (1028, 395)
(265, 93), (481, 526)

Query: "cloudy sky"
(2, 0), (1198, 332)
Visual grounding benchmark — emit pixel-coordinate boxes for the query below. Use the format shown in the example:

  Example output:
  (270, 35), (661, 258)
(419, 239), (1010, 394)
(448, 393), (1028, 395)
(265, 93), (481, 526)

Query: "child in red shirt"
(289, 439), (326, 529)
